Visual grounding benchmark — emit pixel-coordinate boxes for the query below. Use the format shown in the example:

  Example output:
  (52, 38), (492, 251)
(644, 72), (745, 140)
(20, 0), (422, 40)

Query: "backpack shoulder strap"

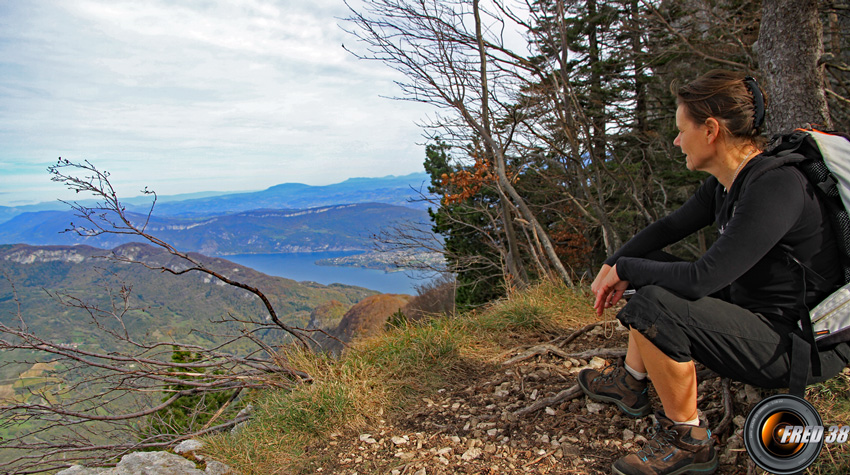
(734, 133), (810, 193)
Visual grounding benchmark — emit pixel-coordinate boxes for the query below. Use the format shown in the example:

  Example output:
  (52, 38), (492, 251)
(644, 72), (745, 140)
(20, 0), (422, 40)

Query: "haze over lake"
(222, 251), (434, 295)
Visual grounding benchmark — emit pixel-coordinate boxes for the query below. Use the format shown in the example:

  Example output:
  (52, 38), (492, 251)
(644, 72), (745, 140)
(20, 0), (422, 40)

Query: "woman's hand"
(591, 264), (613, 295)
(592, 264), (629, 316)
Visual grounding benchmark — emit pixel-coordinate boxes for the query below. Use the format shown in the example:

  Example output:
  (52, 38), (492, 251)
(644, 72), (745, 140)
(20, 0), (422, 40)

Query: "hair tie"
(744, 76), (765, 130)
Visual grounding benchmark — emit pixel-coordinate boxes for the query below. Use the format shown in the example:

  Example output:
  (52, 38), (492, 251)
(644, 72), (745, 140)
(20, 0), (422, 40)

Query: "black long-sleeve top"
(605, 155), (841, 325)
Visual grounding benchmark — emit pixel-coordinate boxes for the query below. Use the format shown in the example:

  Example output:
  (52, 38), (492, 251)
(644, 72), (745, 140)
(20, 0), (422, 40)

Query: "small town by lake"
(223, 251), (436, 295)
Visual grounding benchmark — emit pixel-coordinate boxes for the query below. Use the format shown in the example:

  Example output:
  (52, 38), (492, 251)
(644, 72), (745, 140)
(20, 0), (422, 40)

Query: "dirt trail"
(302, 322), (761, 474)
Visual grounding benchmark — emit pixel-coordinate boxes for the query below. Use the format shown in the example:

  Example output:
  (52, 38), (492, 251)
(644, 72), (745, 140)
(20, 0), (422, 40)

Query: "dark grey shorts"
(617, 285), (850, 388)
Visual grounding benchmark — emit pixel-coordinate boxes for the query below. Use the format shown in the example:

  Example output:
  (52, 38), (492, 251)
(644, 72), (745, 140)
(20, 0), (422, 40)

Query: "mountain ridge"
(0, 202), (429, 255)
(143, 172), (431, 217)
(0, 172), (432, 224)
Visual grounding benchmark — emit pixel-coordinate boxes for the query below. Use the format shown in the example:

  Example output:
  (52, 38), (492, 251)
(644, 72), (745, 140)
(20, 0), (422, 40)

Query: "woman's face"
(673, 104), (713, 172)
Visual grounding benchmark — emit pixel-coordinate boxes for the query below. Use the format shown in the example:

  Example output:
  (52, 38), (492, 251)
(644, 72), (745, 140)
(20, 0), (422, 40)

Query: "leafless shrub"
(401, 274), (458, 321)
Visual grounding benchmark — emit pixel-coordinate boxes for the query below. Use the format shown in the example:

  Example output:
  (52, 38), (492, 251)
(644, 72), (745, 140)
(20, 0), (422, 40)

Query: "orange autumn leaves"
(437, 153), (590, 272)
(439, 155), (495, 205)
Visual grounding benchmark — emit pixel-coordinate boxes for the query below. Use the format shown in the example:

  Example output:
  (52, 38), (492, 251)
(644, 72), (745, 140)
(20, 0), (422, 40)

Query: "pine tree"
(141, 347), (237, 441)
(423, 141), (506, 308)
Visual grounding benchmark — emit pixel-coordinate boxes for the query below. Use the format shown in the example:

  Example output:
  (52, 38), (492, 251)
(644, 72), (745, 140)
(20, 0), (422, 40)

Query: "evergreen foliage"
(141, 348), (237, 440)
(424, 141), (505, 309)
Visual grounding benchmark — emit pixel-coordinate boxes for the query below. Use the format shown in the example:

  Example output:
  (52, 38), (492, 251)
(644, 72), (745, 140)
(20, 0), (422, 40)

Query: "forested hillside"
(0, 243), (376, 351)
(0, 243), (379, 472)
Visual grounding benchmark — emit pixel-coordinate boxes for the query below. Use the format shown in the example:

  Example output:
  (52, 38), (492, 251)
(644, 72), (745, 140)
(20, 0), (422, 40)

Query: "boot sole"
(611, 455), (718, 475)
(577, 376), (651, 418)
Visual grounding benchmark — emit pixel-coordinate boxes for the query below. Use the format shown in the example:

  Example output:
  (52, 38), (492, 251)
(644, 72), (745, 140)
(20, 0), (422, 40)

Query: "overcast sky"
(0, 0), (431, 207)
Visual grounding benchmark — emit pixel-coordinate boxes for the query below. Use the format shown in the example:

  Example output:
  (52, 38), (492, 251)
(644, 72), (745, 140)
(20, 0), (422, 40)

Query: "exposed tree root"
(555, 320), (619, 348)
(513, 383), (584, 417)
(568, 348), (627, 360)
(503, 344), (570, 365)
(712, 377), (734, 435)
(503, 343), (626, 366)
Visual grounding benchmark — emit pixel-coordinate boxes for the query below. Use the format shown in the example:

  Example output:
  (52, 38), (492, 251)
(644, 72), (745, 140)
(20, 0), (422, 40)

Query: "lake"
(222, 251), (435, 295)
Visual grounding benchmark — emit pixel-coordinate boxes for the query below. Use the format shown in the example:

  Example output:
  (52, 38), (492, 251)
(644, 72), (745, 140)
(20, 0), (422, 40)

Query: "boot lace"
(593, 362), (623, 383)
(635, 424), (677, 462)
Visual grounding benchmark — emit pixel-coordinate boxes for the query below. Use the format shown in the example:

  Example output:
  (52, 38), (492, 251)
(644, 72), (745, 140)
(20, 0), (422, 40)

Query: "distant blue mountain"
(0, 190), (243, 225)
(0, 172), (434, 224)
(0, 203), (430, 255)
(0, 202), (68, 226)
(125, 172), (433, 217)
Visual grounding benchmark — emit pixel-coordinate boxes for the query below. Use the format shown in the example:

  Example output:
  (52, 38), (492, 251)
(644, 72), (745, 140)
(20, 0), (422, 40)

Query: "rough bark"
(758, 0), (831, 135)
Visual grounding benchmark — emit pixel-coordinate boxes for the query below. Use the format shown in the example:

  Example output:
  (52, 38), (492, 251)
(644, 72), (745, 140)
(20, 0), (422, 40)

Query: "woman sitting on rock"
(580, 70), (850, 475)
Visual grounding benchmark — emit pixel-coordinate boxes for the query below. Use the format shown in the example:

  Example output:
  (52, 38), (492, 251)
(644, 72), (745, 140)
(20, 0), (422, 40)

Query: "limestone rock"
(106, 452), (204, 475)
(57, 467), (108, 475)
(174, 439), (205, 455)
(204, 460), (235, 475)
(461, 447), (483, 461)
(56, 451), (237, 475)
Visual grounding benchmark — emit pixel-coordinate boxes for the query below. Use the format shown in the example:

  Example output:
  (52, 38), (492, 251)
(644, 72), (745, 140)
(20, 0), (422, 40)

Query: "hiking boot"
(577, 359), (651, 417)
(612, 411), (718, 475)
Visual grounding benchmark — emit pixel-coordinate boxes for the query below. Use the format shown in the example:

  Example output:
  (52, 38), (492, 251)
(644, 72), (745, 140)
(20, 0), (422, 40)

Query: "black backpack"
(753, 128), (850, 395)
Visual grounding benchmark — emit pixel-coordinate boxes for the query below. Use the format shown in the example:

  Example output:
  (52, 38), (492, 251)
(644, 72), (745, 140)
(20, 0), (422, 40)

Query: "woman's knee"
(619, 285), (685, 328)
(618, 286), (693, 362)
(633, 285), (676, 305)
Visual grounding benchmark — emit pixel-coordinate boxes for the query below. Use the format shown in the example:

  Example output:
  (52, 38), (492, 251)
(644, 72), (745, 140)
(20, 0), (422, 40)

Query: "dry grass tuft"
(477, 279), (598, 334)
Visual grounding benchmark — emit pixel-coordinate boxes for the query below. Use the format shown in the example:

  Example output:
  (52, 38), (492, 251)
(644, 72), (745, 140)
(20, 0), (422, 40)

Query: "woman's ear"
(704, 117), (720, 144)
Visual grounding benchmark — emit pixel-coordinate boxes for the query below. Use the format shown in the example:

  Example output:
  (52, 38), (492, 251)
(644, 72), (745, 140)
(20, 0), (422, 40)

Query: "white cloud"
(0, 0), (430, 206)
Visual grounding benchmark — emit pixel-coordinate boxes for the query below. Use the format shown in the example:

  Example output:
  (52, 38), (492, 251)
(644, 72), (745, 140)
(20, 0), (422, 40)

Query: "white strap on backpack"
(810, 281), (850, 347)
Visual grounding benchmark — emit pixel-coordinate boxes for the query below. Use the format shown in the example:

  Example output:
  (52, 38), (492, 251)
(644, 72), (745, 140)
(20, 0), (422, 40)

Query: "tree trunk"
(472, 0), (529, 288)
(758, 0), (831, 135)
(630, 0), (647, 134)
(587, 0), (607, 162)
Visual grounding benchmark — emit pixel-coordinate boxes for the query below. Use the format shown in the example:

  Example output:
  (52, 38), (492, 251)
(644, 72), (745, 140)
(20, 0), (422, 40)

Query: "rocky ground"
(300, 321), (771, 475)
